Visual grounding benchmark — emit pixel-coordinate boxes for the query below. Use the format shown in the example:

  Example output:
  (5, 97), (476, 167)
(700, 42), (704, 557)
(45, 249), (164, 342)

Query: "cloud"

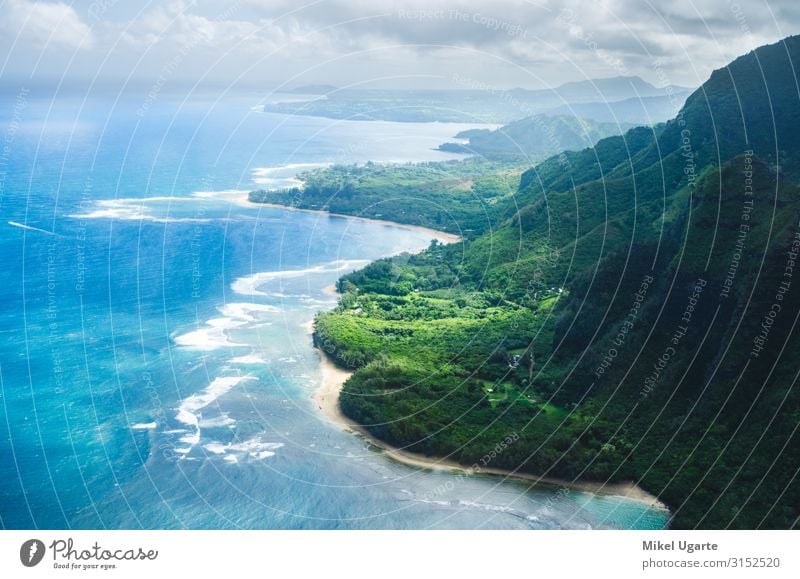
(124, 0), (256, 47)
(212, 0), (798, 87)
(118, 0), (324, 66)
(3, 0), (94, 50)
(1, 0), (797, 89)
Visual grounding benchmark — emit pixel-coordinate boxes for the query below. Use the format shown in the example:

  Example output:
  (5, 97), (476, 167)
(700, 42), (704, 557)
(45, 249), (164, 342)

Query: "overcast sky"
(0, 0), (797, 92)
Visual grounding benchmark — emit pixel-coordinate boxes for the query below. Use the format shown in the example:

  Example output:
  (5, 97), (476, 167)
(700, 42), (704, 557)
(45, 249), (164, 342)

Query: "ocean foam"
(251, 163), (330, 191)
(68, 198), (213, 223)
(202, 436), (284, 461)
(72, 205), (147, 220)
(105, 196), (190, 203)
(231, 260), (369, 296)
(203, 442), (228, 454)
(218, 302), (280, 321)
(229, 354), (268, 365)
(253, 162), (330, 174)
(178, 376), (252, 420)
(174, 375), (253, 455)
(198, 414), (236, 428)
(173, 326), (246, 350)
(206, 317), (249, 330)
(203, 436), (283, 462)
(191, 189), (250, 200)
(130, 422), (157, 430)
(8, 221), (56, 235)
(174, 303), (277, 350)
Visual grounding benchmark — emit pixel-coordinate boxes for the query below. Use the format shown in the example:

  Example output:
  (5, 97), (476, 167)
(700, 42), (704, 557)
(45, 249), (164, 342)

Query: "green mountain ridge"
(263, 36), (800, 529)
(536, 74), (687, 102)
(437, 114), (636, 161)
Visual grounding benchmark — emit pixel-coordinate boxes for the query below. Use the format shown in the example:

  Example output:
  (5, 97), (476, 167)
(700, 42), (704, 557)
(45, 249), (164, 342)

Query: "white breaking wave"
(191, 189), (251, 204)
(173, 303), (279, 350)
(102, 196), (189, 203)
(218, 302), (280, 321)
(130, 422), (157, 430)
(8, 221), (56, 235)
(250, 163), (330, 190)
(202, 436), (284, 461)
(252, 176), (303, 190)
(203, 442), (228, 454)
(173, 322), (247, 350)
(231, 259), (369, 296)
(229, 354), (268, 365)
(229, 437), (284, 460)
(208, 316), (249, 330)
(198, 414), (236, 428)
(174, 375), (253, 455)
(192, 189), (250, 198)
(68, 198), (213, 223)
(252, 163), (329, 177)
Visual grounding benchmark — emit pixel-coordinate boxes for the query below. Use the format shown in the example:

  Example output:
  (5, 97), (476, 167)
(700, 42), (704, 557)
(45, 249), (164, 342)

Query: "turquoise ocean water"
(0, 91), (669, 529)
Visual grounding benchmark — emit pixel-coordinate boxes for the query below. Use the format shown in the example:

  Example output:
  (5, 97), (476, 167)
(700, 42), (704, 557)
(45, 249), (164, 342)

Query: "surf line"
(8, 220), (57, 235)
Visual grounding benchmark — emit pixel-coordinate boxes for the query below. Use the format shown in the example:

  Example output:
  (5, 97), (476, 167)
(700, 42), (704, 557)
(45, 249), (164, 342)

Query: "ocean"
(0, 90), (669, 529)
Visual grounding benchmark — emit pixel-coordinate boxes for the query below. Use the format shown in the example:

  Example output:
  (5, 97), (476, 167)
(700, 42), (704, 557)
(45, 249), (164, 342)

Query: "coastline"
(314, 351), (668, 511)
(270, 190), (668, 513)
(238, 193), (462, 245)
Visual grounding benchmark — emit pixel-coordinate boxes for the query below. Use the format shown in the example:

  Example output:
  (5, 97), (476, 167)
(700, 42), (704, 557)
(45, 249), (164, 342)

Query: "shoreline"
(238, 193), (462, 245)
(314, 352), (668, 511)
(274, 189), (669, 513)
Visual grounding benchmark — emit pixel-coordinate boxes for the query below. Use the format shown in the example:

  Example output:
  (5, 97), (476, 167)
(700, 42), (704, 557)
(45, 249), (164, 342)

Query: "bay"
(0, 92), (668, 529)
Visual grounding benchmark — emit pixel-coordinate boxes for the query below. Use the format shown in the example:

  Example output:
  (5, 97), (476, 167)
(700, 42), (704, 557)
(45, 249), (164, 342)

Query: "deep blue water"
(0, 91), (669, 529)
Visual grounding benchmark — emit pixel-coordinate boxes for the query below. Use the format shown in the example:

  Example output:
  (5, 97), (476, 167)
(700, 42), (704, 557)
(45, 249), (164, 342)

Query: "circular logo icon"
(20, 539), (46, 567)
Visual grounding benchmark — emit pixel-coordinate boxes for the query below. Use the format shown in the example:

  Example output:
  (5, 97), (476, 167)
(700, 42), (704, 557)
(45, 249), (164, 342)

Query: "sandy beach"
(312, 351), (357, 427)
(312, 349), (668, 510)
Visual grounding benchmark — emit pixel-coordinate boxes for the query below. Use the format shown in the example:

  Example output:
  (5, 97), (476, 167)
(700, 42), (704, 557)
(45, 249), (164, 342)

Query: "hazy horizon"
(0, 0), (797, 95)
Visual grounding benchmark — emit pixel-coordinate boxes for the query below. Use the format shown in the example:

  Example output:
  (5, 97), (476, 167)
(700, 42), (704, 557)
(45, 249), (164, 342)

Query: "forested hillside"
(437, 115), (635, 161)
(275, 37), (800, 529)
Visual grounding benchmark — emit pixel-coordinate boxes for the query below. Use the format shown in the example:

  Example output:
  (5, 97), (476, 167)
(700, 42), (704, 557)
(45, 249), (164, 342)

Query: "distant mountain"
(551, 75), (688, 102)
(542, 92), (691, 124)
(438, 115), (635, 161)
(262, 76), (690, 124)
(306, 35), (800, 529)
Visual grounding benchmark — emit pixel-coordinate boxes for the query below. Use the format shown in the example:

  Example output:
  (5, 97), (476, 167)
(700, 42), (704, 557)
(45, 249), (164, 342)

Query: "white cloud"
(0, 0), (797, 89)
(3, 0), (94, 50)
(120, 1), (312, 56)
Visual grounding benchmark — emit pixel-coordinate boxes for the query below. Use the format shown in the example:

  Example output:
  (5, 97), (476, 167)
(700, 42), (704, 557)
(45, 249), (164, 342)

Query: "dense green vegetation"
(290, 37), (800, 529)
(250, 159), (525, 235)
(438, 115), (635, 161)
